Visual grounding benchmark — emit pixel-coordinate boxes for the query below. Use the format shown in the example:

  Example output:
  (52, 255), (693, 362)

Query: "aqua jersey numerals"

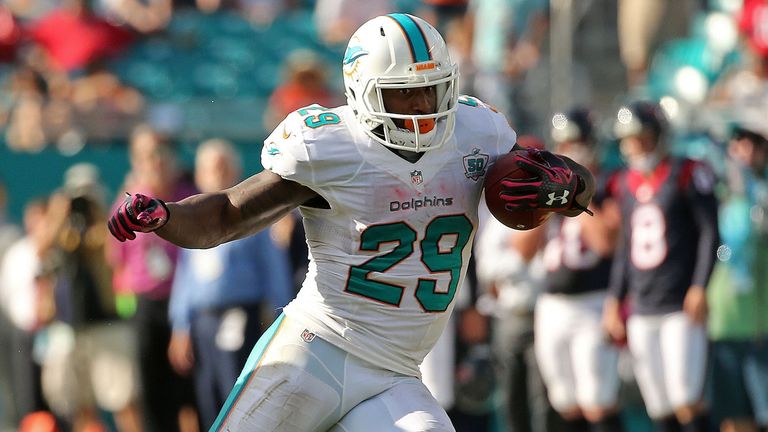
(346, 223), (416, 306)
(345, 215), (473, 312)
(297, 105), (341, 129)
(417, 215), (473, 311)
(457, 95), (498, 113)
(458, 95), (480, 107)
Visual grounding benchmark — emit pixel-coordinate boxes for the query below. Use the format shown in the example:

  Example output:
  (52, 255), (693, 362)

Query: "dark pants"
(9, 326), (47, 422)
(710, 339), (768, 428)
(134, 296), (196, 432)
(492, 312), (561, 432)
(191, 304), (266, 430)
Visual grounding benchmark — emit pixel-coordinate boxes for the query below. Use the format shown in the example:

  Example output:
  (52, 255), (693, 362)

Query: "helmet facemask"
(343, 14), (459, 153)
(366, 70), (458, 152)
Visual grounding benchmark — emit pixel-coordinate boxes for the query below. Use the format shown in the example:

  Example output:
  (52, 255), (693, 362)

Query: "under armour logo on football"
(546, 190), (569, 206)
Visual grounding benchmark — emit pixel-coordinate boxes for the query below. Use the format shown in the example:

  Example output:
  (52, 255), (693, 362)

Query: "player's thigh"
(571, 314), (620, 409)
(330, 378), (455, 432)
(659, 312), (707, 408)
(534, 294), (578, 411)
(211, 314), (387, 432)
(627, 314), (673, 418)
(420, 318), (455, 409)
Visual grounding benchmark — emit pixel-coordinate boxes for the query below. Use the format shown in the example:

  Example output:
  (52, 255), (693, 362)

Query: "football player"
(534, 107), (622, 432)
(602, 101), (719, 432)
(108, 14), (594, 432)
(533, 108), (624, 432)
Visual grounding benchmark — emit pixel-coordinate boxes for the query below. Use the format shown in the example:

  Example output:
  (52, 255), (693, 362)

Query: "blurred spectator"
(416, 0), (468, 35)
(66, 66), (145, 142)
(0, 178), (21, 430)
(3, 0), (59, 21)
(2, 63), (88, 154)
(706, 4), (768, 140)
(2, 33), (144, 151)
(172, 0), (249, 13)
(0, 177), (24, 430)
(167, 139), (293, 430)
(263, 49), (341, 132)
(26, 0), (135, 73)
(96, 0), (172, 34)
(463, 0), (548, 129)
(107, 125), (198, 432)
(0, 198), (53, 425)
(313, 0), (395, 45)
(0, 5), (23, 63)
(707, 118), (768, 432)
(6, 83), (51, 153)
(475, 205), (559, 432)
(711, 0), (768, 102)
(603, 101), (718, 432)
(738, 0), (768, 73)
(0, 177), (22, 263)
(36, 164), (141, 432)
(618, 0), (696, 88)
(239, 0), (301, 26)
(442, 11), (474, 95)
(536, 109), (624, 432)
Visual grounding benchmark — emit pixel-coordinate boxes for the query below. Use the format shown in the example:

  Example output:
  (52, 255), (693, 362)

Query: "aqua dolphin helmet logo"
(343, 44), (368, 80)
(343, 46), (368, 65)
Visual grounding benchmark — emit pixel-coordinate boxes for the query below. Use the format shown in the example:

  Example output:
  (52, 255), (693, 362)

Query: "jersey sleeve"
(261, 112), (315, 186)
(492, 109), (518, 154)
(681, 159), (720, 289)
(261, 107), (356, 189)
(593, 171), (618, 207)
(457, 95), (517, 156)
(607, 232), (630, 301)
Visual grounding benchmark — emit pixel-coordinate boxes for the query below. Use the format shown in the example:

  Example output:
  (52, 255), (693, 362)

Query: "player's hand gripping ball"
(484, 147), (581, 230)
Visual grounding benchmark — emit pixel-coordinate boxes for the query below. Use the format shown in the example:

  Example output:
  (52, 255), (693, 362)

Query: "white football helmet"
(342, 14), (459, 152)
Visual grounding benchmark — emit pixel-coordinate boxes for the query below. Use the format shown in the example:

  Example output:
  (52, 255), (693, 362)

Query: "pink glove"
(107, 193), (169, 242)
(498, 148), (587, 213)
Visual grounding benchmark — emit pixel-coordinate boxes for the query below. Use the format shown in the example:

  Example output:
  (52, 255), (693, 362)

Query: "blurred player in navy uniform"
(602, 101), (719, 432)
(107, 14), (595, 432)
(533, 109), (624, 432)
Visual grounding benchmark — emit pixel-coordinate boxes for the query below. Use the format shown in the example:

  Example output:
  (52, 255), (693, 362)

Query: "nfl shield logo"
(410, 170), (423, 186)
(301, 329), (316, 343)
(463, 148), (489, 181)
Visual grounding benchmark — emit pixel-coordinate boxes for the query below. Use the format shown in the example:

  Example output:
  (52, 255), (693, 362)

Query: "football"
(484, 150), (552, 230)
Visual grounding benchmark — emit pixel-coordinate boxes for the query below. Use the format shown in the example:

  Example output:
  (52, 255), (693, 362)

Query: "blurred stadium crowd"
(0, 0), (767, 431)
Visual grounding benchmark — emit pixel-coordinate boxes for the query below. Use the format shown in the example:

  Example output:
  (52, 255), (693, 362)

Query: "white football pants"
(211, 314), (454, 432)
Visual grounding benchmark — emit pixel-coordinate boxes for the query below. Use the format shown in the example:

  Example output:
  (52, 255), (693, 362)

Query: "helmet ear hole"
(380, 27), (385, 37)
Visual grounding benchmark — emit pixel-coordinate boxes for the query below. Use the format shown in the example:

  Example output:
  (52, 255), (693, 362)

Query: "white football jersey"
(261, 97), (516, 377)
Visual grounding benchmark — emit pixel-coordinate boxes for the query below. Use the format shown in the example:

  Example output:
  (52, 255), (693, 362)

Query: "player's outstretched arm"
(109, 170), (319, 249)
